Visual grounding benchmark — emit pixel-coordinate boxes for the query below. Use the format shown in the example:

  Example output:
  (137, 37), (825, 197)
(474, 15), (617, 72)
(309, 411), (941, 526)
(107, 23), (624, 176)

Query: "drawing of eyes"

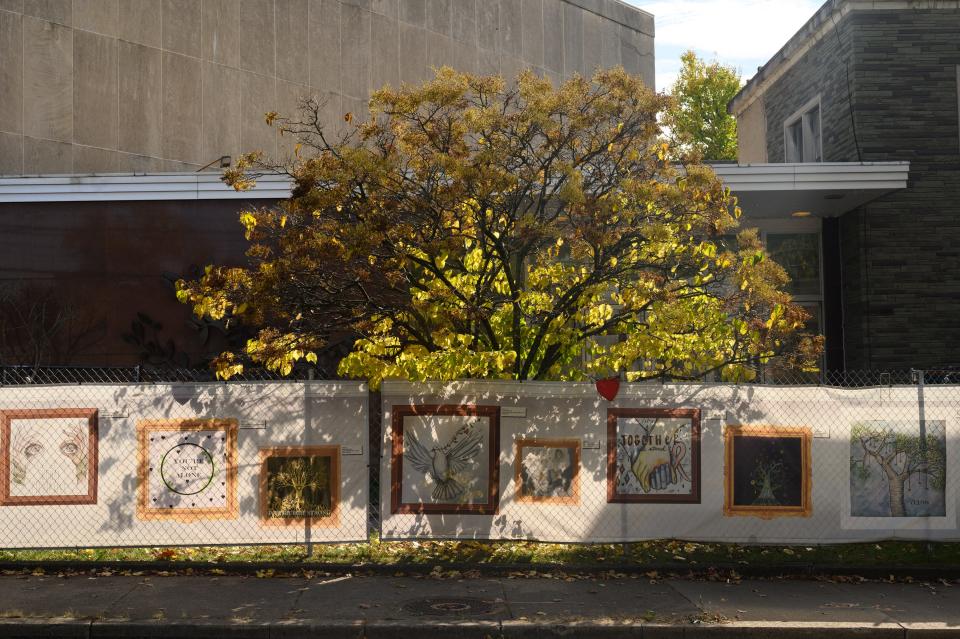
(23, 442), (43, 459)
(61, 425), (88, 482)
(60, 441), (79, 457)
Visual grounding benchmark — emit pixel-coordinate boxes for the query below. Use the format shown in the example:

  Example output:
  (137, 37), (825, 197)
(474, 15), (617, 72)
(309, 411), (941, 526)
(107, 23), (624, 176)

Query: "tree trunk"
(883, 464), (907, 517)
(753, 472), (778, 506)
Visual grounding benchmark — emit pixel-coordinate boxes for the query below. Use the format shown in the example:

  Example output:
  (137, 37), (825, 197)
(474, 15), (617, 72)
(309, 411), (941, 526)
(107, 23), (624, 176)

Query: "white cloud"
(627, 0), (824, 89)
(631, 0), (822, 60)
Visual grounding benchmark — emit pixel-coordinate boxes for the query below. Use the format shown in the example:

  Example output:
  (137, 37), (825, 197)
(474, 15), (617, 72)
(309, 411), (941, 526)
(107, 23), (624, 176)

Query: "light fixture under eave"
(791, 210), (812, 218)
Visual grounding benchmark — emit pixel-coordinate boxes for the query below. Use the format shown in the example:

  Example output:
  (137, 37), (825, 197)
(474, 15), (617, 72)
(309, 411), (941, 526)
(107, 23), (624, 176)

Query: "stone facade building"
(729, 0), (960, 372)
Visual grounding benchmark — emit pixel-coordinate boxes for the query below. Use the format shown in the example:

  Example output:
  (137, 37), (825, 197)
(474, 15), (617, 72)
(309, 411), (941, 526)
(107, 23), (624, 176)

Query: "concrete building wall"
(0, 0), (654, 176)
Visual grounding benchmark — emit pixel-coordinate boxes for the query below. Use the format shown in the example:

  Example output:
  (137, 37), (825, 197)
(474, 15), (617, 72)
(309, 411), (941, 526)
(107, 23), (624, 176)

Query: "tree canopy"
(668, 51), (741, 161)
(176, 67), (819, 386)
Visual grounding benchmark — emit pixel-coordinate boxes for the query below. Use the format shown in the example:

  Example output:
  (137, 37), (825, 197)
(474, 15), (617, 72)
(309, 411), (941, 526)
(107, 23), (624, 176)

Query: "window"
(783, 97), (822, 163)
(765, 232), (821, 298)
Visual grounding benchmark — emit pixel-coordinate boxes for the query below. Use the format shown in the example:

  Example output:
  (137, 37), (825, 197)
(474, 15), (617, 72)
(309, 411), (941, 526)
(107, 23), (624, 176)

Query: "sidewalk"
(1, 571), (959, 637)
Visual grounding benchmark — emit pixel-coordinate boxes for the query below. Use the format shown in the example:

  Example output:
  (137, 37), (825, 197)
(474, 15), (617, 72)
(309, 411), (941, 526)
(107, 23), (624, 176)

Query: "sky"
(625, 0), (824, 91)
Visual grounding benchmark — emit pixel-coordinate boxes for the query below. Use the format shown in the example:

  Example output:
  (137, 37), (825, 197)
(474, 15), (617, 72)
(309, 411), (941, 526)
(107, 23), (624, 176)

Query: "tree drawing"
(269, 457), (331, 516)
(750, 453), (785, 506)
(851, 422), (946, 517)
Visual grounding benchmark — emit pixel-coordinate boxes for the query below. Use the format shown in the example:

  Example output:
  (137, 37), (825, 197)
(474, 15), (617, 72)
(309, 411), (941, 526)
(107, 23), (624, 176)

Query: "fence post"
(369, 388), (382, 540)
(915, 369), (927, 456)
(304, 368), (316, 558)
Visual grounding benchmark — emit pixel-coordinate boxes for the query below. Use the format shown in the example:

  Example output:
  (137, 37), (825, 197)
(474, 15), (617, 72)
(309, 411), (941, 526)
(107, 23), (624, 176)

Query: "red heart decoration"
(595, 377), (620, 401)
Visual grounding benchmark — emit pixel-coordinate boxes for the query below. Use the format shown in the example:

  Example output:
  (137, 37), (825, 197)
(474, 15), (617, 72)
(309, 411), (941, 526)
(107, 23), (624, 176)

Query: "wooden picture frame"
(0, 408), (98, 506)
(137, 419), (238, 521)
(514, 438), (580, 505)
(259, 446), (340, 527)
(391, 404), (500, 515)
(724, 425), (813, 519)
(607, 408), (701, 504)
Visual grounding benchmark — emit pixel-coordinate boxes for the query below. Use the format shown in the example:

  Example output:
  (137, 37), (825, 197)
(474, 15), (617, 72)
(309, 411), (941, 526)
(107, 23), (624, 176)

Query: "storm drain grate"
(402, 597), (499, 616)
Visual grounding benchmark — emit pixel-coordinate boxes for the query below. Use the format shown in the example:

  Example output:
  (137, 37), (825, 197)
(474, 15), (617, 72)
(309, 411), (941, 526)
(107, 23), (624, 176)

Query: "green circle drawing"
(159, 443), (216, 496)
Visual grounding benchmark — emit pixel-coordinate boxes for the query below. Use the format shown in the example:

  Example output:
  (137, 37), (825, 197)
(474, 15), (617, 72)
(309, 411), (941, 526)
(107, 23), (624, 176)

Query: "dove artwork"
(405, 425), (484, 502)
(392, 405), (500, 515)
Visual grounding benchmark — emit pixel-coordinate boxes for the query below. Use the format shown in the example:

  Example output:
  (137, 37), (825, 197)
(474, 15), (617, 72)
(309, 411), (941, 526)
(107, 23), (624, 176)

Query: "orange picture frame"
(723, 425), (813, 519)
(258, 446), (341, 527)
(137, 419), (238, 522)
(0, 408), (98, 506)
(514, 438), (581, 505)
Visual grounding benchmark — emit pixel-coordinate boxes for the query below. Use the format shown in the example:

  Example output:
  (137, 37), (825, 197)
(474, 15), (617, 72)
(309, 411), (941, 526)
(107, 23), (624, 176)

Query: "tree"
(668, 51), (741, 161)
(750, 453), (785, 506)
(0, 282), (106, 367)
(851, 422), (946, 517)
(176, 67), (819, 386)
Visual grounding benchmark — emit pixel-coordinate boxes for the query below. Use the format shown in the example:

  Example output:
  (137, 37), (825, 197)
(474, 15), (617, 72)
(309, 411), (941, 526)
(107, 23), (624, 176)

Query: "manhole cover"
(403, 597), (498, 616)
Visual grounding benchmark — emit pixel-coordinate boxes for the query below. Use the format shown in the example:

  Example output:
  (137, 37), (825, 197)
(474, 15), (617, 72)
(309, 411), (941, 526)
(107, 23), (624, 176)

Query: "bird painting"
(405, 425), (485, 502)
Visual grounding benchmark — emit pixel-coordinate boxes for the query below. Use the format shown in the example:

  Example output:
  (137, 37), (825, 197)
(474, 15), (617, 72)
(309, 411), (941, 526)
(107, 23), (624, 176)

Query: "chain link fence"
(0, 367), (957, 553)
(0, 375), (368, 551)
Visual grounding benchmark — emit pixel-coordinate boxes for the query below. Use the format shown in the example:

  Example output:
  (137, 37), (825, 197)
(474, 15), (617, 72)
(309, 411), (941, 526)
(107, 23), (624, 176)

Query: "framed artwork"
(850, 420), (946, 518)
(0, 408), (98, 506)
(137, 419), (238, 521)
(607, 408), (700, 504)
(724, 425), (812, 518)
(515, 438), (580, 504)
(391, 404), (500, 515)
(259, 446), (340, 526)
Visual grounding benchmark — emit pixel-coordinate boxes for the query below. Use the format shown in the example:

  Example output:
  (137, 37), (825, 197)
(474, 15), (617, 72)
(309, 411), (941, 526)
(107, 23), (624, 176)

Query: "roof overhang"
(0, 172), (294, 202)
(712, 161), (910, 218)
(0, 162), (909, 218)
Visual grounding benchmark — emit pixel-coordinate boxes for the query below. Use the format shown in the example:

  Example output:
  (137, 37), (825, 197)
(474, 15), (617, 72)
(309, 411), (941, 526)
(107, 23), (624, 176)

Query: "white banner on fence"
(379, 380), (960, 543)
(0, 381), (368, 548)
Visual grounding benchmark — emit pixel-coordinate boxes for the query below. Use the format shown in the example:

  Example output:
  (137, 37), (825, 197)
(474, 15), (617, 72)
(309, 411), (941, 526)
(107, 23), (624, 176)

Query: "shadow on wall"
(0, 282), (108, 366)
(90, 382), (369, 545)
(380, 381), (957, 545)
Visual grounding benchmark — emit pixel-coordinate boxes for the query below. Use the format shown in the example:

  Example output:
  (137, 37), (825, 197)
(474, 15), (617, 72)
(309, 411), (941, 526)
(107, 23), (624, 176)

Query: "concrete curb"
(0, 619), (957, 638)
(4, 559), (960, 581)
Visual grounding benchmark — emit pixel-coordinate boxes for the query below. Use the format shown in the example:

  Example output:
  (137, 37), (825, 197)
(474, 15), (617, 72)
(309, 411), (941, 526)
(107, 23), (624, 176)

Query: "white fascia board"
(713, 162), (909, 192)
(0, 172), (294, 203)
(0, 163), (909, 203)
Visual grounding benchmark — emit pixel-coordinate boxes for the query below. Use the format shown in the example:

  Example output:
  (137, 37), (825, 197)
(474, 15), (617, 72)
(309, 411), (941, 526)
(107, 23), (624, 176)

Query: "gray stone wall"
(759, 12), (859, 164)
(751, 7), (960, 370)
(840, 9), (960, 370)
(0, 0), (654, 176)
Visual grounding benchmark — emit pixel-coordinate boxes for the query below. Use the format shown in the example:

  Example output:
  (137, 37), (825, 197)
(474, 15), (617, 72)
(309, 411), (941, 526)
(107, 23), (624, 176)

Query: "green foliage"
(176, 67), (818, 385)
(667, 51), (741, 161)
